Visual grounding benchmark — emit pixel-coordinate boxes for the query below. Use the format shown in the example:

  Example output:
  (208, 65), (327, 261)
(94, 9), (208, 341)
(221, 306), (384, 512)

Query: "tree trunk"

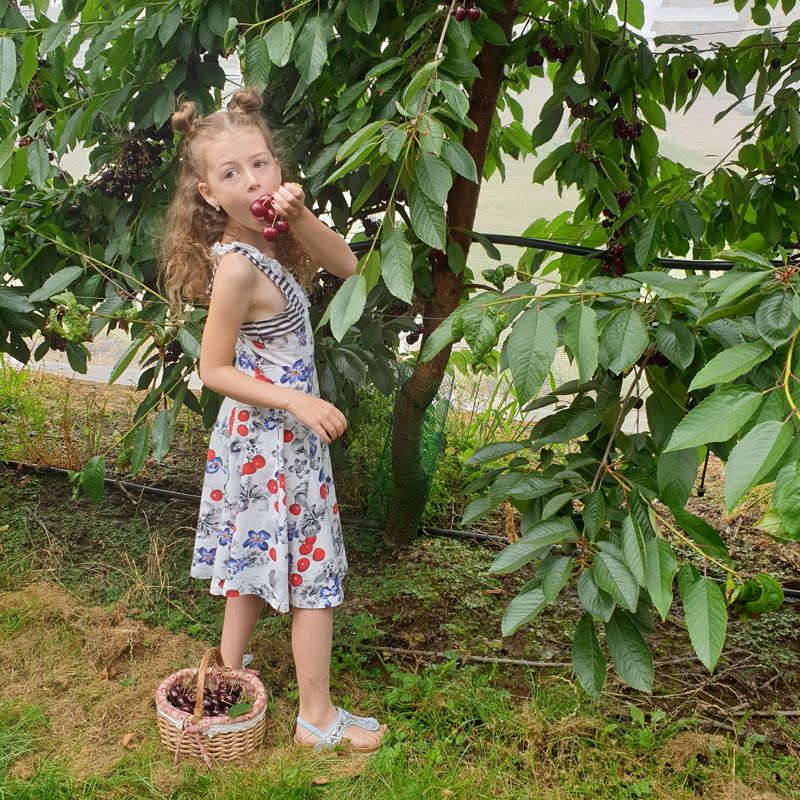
(384, 1), (519, 547)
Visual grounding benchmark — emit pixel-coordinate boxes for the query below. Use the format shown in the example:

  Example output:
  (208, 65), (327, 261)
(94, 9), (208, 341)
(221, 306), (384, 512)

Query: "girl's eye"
(224, 169), (237, 179)
(255, 160), (268, 167)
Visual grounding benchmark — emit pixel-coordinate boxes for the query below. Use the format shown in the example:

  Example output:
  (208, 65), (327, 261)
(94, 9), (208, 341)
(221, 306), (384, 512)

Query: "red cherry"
(237, 424), (249, 436)
(218, 579), (225, 587)
(207, 449), (215, 460)
(333, 502), (339, 514)
(238, 410), (250, 421)
(289, 503), (301, 516)
(283, 430), (294, 443)
(320, 484), (328, 499)
(455, 6), (467, 21)
(305, 535), (317, 546)
(282, 496), (286, 505)
(290, 574), (303, 587)
(275, 220), (290, 234)
(210, 489), (224, 501)
(297, 558), (310, 572)
(313, 548), (326, 562)
(252, 455), (266, 469)
(279, 474), (286, 489)
(299, 542), (313, 556)
(269, 547), (277, 561)
(225, 589), (240, 597)
(250, 199), (268, 218)
(267, 479), (278, 493)
(468, 6), (481, 21)
(262, 226), (278, 242)
(242, 462), (256, 475)
(263, 208), (276, 224)
(274, 501), (279, 512)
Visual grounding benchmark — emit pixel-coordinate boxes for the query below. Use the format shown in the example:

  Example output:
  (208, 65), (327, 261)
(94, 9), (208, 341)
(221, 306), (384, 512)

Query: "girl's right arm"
(198, 253), (347, 444)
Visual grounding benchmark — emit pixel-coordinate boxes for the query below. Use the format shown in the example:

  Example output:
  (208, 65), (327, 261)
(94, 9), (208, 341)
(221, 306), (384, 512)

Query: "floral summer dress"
(190, 240), (348, 613)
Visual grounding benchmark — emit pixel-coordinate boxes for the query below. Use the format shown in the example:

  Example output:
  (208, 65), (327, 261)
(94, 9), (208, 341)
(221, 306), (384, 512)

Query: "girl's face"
(196, 128), (283, 235)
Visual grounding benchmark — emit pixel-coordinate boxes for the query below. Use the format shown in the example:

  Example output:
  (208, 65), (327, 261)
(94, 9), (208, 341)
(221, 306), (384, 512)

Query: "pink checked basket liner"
(155, 647), (267, 767)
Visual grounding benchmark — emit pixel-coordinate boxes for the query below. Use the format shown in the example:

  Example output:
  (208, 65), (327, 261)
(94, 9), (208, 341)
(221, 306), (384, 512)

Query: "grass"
(1, 365), (799, 797)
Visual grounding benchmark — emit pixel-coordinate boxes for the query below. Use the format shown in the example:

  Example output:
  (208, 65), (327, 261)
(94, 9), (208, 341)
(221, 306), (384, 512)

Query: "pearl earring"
(215, 204), (221, 211)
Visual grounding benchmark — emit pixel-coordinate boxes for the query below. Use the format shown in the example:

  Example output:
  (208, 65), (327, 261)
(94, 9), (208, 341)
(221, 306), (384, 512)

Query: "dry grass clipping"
(0, 581), (370, 790)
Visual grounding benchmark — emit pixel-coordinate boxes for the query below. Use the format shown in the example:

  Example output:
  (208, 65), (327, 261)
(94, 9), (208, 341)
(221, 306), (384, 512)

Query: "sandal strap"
(296, 707), (380, 750)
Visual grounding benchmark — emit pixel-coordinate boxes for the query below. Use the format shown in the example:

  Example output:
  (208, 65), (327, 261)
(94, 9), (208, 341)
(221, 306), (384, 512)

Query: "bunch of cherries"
(540, 35), (574, 64)
(602, 242), (626, 276)
(250, 193), (291, 242)
(93, 124), (172, 200)
(613, 116), (643, 141)
(167, 677), (246, 717)
(453, 2), (481, 22)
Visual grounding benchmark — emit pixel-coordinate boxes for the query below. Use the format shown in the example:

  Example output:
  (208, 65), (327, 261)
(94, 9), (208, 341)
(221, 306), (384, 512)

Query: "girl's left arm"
(272, 182), (357, 279)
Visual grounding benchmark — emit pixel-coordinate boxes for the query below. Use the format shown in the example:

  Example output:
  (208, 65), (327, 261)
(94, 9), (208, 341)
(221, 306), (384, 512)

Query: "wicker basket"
(155, 647), (268, 767)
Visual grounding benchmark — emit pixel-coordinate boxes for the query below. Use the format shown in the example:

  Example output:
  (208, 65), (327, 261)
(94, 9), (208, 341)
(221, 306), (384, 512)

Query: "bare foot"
(294, 706), (388, 751)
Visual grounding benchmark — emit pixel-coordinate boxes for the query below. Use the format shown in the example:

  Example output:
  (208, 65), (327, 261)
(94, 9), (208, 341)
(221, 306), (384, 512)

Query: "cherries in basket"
(167, 678), (251, 718)
(250, 193), (291, 242)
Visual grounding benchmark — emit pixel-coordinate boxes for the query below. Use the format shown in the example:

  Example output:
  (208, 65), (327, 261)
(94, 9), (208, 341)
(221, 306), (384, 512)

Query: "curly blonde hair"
(157, 88), (317, 311)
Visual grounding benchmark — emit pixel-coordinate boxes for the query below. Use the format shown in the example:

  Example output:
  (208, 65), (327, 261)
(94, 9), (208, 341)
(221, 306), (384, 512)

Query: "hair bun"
(171, 100), (199, 134)
(227, 88), (263, 115)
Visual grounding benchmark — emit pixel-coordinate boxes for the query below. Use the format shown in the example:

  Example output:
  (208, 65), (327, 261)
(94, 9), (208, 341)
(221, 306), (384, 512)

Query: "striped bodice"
(207, 241), (310, 339)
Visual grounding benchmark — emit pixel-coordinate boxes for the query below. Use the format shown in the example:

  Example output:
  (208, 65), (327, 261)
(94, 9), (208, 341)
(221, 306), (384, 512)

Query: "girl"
(158, 88), (387, 754)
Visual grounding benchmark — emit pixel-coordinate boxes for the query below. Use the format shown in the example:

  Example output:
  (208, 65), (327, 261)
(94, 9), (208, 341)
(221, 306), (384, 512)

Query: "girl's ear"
(197, 181), (217, 208)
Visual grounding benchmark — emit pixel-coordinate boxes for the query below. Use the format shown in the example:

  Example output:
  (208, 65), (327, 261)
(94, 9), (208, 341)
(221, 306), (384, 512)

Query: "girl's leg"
(220, 594), (264, 669)
(291, 606), (387, 749)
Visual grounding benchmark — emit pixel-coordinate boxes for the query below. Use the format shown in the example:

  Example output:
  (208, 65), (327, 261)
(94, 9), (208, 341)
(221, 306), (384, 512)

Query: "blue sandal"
(294, 706), (384, 753)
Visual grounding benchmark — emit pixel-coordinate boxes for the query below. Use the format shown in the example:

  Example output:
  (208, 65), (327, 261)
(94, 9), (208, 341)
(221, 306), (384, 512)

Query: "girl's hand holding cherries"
(250, 182), (305, 242)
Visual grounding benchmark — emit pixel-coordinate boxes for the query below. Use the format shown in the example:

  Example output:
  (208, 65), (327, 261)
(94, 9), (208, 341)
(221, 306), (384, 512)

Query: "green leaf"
(709, 270), (769, 307)
(80, 455), (106, 503)
(206, 0), (230, 36)
(755, 292), (799, 347)
(621, 515), (648, 586)
(665, 386), (763, 451)
(541, 556), (573, 602)
(501, 587), (548, 636)
(671, 201), (704, 243)
(645, 537), (677, 620)
(329, 274), (367, 342)
(603, 308), (648, 374)
(17, 35), (38, 93)
(151, 408), (175, 463)
(420, 311), (457, 363)
(441, 139), (478, 183)
(564, 304), (598, 384)
(27, 138), (49, 188)
(489, 538), (550, 575)
(177, 326), (201, 359)
(635, 219), (657, 266)
(582, 490), (606, 539)
(129, 423), (150, 476)
(605, 609), (654, 692)
(295, 16), (327, 85)
(28, 266), (84, 303)
(0, 287), (35, 313)
(724, 421), (793, 513)
(742, 573), (784, 614)
(0, 37), (16, 105)
(657, 448), (697, 510)
(683, 576), (727, 672)
(467, 441), (524, 465)
(672, 508), (730, 562)
(572, 613), (607, 696)
(507, 307), (557, 403)
(688, 340), (773, 391)
(346, 0), (380, 33)
(265, 20), (295, 66)
(577, 567), (616, 622)
(415, 153), (452, 205)
(381, 221), (414, 303)
(655, 319), (695, 369)
(109, 336), (147, 385)
(593, 552), (639, 612)
(409, 184), (446, 249)
(39, 20), (70, 55)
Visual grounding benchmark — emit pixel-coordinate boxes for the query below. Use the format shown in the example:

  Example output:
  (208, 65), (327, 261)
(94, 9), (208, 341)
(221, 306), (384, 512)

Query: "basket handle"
(192, 647), (227, 721)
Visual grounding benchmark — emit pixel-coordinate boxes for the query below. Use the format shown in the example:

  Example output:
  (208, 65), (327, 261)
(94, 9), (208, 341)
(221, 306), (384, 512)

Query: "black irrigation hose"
(350, 231), (792, 271)
(3, 458), (799, 599)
